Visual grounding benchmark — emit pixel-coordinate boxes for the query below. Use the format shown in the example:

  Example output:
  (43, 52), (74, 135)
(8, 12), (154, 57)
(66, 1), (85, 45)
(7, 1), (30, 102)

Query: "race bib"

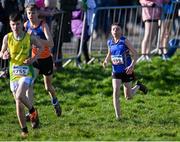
(111, 55), (124, 65)
(12, 65), (29, 76)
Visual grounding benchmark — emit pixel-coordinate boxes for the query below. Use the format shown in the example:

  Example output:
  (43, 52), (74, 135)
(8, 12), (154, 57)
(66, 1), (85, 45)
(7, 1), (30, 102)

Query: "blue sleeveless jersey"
(25, 20), (46, 40)
(107, 36), (132, 73)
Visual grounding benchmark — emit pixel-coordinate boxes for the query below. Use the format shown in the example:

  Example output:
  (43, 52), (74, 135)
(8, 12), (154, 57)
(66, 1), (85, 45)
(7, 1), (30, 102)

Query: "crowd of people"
(0, 0), (179, 138)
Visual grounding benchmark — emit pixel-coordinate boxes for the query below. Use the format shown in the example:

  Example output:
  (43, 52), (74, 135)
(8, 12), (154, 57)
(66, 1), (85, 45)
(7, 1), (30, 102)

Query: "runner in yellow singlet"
(0, 12), (43, 138)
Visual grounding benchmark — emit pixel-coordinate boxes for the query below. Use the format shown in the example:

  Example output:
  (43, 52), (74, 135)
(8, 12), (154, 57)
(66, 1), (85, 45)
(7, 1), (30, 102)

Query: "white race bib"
(111, 55), (124, 65)
(12, 65), (29, 76)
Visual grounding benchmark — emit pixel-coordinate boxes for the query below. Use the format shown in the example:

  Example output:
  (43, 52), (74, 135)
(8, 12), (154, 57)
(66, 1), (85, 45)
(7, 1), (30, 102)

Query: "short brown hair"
(9, 12), (23, 22)
(25, 4), (38, 11)
(111, 22), (121, 28)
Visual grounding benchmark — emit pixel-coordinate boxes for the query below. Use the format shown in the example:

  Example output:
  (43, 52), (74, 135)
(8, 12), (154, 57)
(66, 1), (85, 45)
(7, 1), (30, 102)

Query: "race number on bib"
(12, 65), (29, 76)
(111, 55), (124, 65)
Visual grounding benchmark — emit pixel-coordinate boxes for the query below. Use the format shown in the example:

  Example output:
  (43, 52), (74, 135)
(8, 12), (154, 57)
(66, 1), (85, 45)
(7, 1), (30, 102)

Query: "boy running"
(103, 23), (148, 120)
(24, 4), (61, 117)
(0, 12), (43, 137)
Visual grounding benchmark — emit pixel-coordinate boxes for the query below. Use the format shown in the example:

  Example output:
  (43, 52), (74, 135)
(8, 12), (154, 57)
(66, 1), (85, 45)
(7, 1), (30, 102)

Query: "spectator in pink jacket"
(137, 0), (169, 62)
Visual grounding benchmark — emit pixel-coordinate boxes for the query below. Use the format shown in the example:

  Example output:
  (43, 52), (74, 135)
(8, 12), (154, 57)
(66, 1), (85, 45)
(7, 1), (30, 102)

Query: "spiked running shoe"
(136, 81), (148, 94)
(30, 109), (39, 129)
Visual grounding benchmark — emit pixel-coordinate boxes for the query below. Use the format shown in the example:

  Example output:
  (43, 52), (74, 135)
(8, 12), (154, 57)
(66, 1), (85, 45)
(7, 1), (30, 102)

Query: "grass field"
(0, 52), (179, 141)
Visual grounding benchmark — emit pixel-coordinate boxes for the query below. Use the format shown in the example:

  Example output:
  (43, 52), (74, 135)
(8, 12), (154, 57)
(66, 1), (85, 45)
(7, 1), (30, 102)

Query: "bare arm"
(42, 23), (54, 48)
(125, 38), (138, 67)
(23, 35), (43, 65)
(24, 21), (54, 48)
(103, 47), (111, 68)
(31, 35), (44, 60)
(0, 35), (8, 59)
(125, 38), (138, 74)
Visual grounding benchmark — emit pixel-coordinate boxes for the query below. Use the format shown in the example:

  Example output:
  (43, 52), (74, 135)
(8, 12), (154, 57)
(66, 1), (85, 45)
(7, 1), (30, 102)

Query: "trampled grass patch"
(0, 51), (179, 140)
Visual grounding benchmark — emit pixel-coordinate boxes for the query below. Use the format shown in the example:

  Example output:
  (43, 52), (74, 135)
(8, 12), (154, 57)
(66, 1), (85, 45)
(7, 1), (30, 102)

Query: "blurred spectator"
(137, 0), (170, 62)
(18, 0), (25, 14)
(93, 0), (118, 39)
(51, 0), (77, 69)
(117, 0), (137, 6)
(96, 0), (118, 6)
(24, 0), (58, 27)
(0, 1), (5, 47)
(1, 0), (20, 33)
(58, 0), (77, 42)
(38, 0), (59, 27)
(159, 0), (177, 60)
(71, 0), (96, 65)
(0, 0), (20, 76)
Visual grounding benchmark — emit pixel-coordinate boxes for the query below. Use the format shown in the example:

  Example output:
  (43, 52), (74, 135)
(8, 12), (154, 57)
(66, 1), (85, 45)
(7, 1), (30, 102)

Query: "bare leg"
(26, 68), (38, 104)
(160, 20), (172, 54)
(16, 100), (26, 129)
(16, 82), (33, 110)
(123, 82), (139, 100)
(123, 82), (132, 100)
(43, 74), (61, 116)
(26, 85), (34, 104)
(14, 81), (33, 131)
(112, 79), (121, 119)
(141, 21), (158, 55)
(43, 74), (56, 98)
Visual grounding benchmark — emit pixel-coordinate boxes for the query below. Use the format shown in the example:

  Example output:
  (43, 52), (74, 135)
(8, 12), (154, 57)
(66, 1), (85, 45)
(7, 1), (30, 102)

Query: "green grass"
(0, 51), (179, 141)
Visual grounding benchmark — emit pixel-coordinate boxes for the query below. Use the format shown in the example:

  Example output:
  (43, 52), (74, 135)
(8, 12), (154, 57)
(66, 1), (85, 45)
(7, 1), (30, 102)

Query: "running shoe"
(125, 96), (132, 100)
(54, 102), (62, 117)
(136, 81), (148, 94)
(0, 68), (9, 78)
(0, 70), (7, 78)
(52, 98), (62, 117)
(21, 131), (28, 138)
(29, 109), (39, 129)
(145, 55), (152, 62)
(162, 54), (169, 61)
(25, 113), (30, 122)
(137, 55), (147, 63)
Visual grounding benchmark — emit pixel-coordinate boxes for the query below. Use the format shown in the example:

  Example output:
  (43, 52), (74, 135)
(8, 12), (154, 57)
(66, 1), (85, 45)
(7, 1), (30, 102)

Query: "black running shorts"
(112, 72), (135, 83)
(33, 56), (53, 76)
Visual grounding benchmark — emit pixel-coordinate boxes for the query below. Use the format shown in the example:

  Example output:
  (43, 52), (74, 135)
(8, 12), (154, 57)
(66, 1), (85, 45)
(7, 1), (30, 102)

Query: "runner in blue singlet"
(103, 23), (148, 120)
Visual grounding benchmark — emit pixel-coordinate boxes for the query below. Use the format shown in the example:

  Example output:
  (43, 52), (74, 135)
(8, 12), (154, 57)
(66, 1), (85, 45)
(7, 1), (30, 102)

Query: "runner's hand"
(125, 65), (134, 75)
(2, 50), (10, 60)
(103, 60), (108, 68)
(23, 58), (35, 65)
